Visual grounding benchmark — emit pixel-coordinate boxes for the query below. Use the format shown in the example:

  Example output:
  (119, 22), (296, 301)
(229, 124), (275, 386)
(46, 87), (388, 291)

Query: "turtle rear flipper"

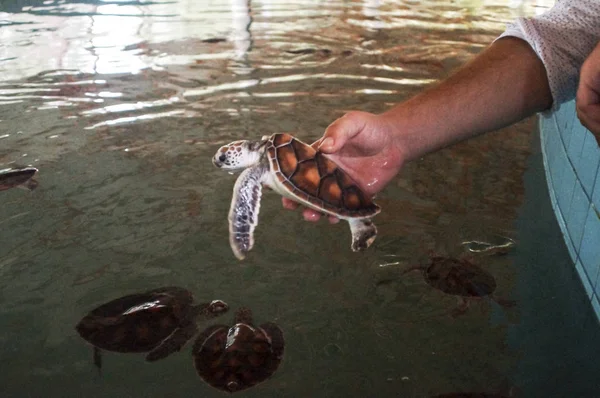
(16, 178), (38, 191)
(145, 323), (197, 362)
(348, 219), (377, 251)
(228, 166), (266, 260)
(259, 322), (285, 358)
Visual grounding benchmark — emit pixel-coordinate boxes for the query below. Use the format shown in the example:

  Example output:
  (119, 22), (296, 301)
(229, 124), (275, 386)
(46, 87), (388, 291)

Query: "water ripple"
(0, 2), (561, 395)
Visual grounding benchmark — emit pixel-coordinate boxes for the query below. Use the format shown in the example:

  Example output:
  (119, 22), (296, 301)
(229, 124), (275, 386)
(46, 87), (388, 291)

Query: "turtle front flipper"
(348, 218), (377, 251)
(145, 322), (198, 362)
(228, 165), (267, 260)
(93, 346), (102, 373)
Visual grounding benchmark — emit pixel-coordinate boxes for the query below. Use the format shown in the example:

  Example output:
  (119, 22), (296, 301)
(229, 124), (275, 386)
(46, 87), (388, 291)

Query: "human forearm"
(384, 37), (553, 162)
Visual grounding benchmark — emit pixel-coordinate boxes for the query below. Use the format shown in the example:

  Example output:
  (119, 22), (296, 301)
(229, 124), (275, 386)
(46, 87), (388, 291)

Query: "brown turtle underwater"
(213, 133), (380, 260)
(0, 166), (38, 191)
(192, 307), (284, 393)
(433, 394), (509, 398)
(75, 286), (229, 371)
(403, 256), (516, 317)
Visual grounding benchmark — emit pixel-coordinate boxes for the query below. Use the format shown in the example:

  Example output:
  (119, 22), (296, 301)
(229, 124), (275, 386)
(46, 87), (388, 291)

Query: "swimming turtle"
(403, 255), (516, 317)
(433, 394), (509, 398)
(75, 286), (229, 370)
(192, 307), (284, 393)
(0, 166), (38, 191)
(213, 133), (380, 260)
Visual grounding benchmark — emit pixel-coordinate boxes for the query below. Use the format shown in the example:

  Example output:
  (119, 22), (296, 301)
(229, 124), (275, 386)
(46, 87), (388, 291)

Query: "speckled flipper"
(145, 322), (198, 362)
(228, 165), (266, 260)
(348, 218), (377, 251)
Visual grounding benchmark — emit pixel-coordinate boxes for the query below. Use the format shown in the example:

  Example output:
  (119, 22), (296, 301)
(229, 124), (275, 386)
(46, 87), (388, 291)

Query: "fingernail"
(304, 211), (321, 222)
(319, 137), (334, 150)
(282, 199), (298, 210)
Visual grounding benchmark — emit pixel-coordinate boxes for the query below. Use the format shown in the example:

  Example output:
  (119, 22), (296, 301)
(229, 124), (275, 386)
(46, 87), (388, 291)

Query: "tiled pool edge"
(540, 99), (600, 322)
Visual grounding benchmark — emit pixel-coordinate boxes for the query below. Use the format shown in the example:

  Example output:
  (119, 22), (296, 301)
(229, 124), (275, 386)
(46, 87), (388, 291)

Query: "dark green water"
(1, 0), (599, 397)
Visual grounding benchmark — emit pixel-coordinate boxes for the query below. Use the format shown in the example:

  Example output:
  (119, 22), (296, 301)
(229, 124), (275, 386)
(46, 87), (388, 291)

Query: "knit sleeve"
(496, 0), (600, 111)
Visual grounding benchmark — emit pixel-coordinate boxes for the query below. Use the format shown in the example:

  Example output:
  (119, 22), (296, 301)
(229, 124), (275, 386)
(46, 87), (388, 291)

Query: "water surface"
(2, 0), (599, 397)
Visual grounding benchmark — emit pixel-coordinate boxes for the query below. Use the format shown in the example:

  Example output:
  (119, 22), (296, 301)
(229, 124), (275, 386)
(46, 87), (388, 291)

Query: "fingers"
(318, 111), (368, 153)
(302, 208), (339, 224)
(302, 208), (322, 222)
(310, 138), (324, 150)
(327, 215), (341, 224)
(282, 197), (299, 210)
(281, 198), (340, 224)
(576, 64), (600, 146)
(577, 83), (600, 107)
(576, 103), (600, 146)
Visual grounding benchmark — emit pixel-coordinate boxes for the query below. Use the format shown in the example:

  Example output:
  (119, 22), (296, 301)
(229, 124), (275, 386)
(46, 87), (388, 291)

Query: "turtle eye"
(219, 154), (227, 162)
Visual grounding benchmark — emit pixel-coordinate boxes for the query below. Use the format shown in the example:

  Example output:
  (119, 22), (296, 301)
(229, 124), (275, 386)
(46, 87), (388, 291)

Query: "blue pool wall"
(540, 98), (600, 321)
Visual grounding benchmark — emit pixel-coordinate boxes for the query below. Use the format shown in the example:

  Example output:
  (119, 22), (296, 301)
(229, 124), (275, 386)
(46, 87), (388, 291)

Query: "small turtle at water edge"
(0, 166), (38, 191)
(213, 133), (381, 260)
(192, 307), (284, 393)
(432, 394), (510, 398)
(402, 255), (516, 317)
(75, 286), (229, 371)
(432, 382), (518, 398)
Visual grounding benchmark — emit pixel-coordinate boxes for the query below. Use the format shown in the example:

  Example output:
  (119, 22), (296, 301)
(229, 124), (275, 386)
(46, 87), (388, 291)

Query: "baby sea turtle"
(403, 256), (516, 316)
(192, 307), (284, 393)
(433, 394), (509, 398)
(0, 166), (38, 191)
(75, 286), (229, 370)
(213, 133), (381, 260)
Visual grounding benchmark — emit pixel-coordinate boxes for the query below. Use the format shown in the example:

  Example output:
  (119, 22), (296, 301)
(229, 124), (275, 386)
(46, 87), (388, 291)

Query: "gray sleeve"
(496, 0), (600, 111)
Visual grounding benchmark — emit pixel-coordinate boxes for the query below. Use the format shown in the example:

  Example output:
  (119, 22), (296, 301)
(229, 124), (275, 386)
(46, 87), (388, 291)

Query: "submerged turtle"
(403, 256), (516, 316)
(0, 166), (38, 191)
(192, 307), (284, 393)
(75, 286), (229, 370)
(213, 133), (381, 260)
(433, 394), (509, 398)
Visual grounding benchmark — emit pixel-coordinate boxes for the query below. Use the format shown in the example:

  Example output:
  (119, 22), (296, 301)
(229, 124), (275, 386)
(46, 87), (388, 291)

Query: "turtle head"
(196, 299), (230, 320)
(233, 307), (253, 325)
(207, 299), (229, 315)
(213, 139), (266, 170)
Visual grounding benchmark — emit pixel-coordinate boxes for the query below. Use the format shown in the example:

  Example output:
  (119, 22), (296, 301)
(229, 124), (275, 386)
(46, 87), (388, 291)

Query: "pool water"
(1, 0), (599, 397)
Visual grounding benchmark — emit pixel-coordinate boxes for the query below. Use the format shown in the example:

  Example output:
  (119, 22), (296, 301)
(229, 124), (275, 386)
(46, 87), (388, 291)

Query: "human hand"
(576, 41), (600, 146)
(282, 111), (405, 222)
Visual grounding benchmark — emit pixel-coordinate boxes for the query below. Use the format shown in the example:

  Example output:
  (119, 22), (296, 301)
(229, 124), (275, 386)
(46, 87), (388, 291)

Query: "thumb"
(318, 111), (367, 153)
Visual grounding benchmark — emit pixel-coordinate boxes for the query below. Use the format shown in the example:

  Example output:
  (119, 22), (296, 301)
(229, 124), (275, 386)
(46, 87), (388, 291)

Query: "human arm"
(288, 0), (600, 222)
(284, 36), (552, 221)
(380, 36), (552, 161)
(576, 40), (600, 145)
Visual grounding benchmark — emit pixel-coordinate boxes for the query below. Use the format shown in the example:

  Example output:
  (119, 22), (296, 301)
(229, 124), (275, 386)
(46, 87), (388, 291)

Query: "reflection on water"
(2, 0), (600, 397)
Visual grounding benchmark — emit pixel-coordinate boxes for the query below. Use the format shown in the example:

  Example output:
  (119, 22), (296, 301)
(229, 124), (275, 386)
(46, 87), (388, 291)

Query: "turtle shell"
(266, 133), (380, 218)
(0, 167), (38, 191)
(75, 286), (194, 354)
(433, 394), (509, 398)
(424, 256), (496, 297)
(192, 308), (284, 393)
